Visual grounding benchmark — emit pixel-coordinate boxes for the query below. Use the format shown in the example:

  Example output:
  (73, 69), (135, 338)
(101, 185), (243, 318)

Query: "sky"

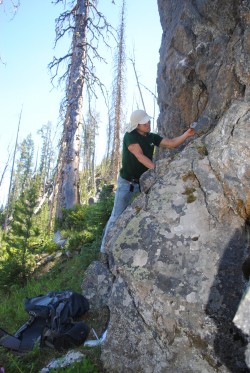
(0, 0), (162, 205)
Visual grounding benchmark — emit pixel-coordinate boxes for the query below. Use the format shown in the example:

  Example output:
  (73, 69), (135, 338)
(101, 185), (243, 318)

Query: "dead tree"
(50, 0), (115, 219)
(129, 53), (158, 131)
(128, 55), (146, 111)
(109, 0), (126, 181)
(0, 1), (19, 65)
(0, 145), (12, 188)
(0, 0), (20, 15)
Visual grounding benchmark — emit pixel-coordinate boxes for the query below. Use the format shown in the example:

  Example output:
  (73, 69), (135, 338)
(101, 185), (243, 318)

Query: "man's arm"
(128, 143), (155, 169)
(159, 128), (195, 148)
(127, 128), (195, 169)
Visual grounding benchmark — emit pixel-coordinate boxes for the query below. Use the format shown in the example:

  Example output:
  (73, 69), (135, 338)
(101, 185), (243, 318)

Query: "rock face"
(81, 1), (250, 372)
(157, 0), (250, 141)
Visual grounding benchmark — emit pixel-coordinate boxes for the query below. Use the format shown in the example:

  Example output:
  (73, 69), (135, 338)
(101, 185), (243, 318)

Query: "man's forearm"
(160, 128), (194, 149)
(136, 153), (155, 169)
(168, 132), (189, 148)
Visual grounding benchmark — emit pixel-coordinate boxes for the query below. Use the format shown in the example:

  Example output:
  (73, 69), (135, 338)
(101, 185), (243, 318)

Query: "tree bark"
(56, 0), (89, 218)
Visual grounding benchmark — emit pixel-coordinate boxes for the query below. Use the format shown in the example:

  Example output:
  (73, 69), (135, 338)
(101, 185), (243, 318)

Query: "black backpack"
(0, 290), (90, 352)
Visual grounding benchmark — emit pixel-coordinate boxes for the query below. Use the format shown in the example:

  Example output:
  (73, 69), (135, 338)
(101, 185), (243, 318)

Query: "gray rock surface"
(82, 115), (250, 371)
(81, 1), (250, 371)
(157, 0), (250, 155)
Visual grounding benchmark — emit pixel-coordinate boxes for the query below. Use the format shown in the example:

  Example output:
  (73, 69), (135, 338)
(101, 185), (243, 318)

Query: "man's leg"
(100, 176), (139, 254)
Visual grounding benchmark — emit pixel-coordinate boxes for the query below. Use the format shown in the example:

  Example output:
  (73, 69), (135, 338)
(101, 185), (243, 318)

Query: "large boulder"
(81, 0), (250, 371)
(82, 102), (250, 371)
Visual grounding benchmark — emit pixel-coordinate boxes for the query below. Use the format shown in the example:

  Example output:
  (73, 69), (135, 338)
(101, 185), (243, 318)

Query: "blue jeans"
(100, 176), (140, 253)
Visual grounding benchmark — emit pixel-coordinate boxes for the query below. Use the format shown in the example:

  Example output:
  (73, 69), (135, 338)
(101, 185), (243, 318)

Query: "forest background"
(0, 2), (162, 370)
(0, 0), (161, 206)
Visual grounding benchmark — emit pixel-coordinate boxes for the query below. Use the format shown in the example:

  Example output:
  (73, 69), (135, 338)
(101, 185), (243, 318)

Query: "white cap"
(129, 109), (152, 132)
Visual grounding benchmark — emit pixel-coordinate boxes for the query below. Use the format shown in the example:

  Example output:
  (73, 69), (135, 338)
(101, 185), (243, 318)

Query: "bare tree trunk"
(56, 0), (89, 218)
(129, 56), (146, 111)
(105, 105), (112, 160)
(112, 98), (121, 181)
(48, 165), (60, 233)
(110, 0), (126, 181)
(91, 127), (95, 192)
(0, 148), (11, 188)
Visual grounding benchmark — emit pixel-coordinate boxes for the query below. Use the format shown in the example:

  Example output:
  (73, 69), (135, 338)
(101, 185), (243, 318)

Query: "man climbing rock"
(100, 109), (195, 265)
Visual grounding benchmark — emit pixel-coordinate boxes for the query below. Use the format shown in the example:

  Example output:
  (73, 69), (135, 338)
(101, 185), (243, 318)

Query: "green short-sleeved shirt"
(119, 130), (163, 181)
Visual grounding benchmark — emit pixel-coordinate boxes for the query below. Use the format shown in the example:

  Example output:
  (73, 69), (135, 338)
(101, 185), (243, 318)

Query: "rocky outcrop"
(157, 0), (250, 141)
(82, 1), (250, 371)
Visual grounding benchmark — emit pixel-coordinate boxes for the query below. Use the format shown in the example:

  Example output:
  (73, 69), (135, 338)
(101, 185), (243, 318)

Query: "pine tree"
(3, 177), (39, 285)
(37, 121), (55, 196)
(4, 134), (34, 230)
(81, 108), (99, 202)
(14, 134), (34, 195)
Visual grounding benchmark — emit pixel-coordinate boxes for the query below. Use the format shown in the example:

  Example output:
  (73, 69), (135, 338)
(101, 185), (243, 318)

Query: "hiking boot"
(100, 253), (109, 268)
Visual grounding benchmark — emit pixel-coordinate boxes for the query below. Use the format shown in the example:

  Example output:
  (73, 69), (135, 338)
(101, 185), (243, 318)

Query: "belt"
(128, 178), (139, 184)
(128, 178), (140, 192)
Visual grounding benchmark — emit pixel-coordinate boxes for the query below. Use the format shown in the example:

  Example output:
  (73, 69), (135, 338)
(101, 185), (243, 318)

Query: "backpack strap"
(0, 328), (21, 351)
(49, 301), (62, 331)
(14, 314), (36, 338)
(0, 314), (44, 352)
(56, 301), (67, 329)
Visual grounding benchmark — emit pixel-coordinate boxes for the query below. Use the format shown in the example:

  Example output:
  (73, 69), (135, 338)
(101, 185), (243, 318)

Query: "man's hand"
(186, 128), (196, 137)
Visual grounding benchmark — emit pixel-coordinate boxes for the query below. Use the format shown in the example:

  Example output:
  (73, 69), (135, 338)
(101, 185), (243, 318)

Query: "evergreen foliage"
(56, 184), (114, 252)
(37, 121), (56, 196)
(4, 134), (35, 228)
(1, 177), (40, 286)
(0, 206), (4, 227)
(81, 109), (99, 204)
(14, 134), (34, 195)
(0, 3), (120, 371)
(0, 188), (114, 372)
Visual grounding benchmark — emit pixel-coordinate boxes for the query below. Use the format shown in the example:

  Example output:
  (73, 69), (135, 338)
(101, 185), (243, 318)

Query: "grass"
(0, 190), (114, 372)
(0, 241), (105, 372)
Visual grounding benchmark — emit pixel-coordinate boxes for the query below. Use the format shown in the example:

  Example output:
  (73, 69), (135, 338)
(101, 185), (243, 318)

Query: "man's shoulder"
(148, 131), (160, 137)
(124, 130), (138, 143)
(149, 132), (163, 143)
